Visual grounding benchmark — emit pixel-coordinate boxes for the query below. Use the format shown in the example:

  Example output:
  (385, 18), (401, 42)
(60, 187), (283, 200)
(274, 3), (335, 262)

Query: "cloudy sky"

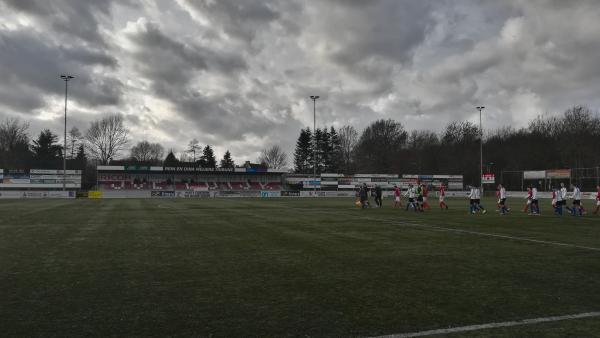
(1, 0), (599, 163)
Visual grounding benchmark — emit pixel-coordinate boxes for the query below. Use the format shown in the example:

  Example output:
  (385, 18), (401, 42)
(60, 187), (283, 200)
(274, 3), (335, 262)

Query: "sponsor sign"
(281, 191), (301, 197)
(546, 169), (571, 179)
(523, 170), (546, 179)
(88, 191), (103, 199)
(482, 173), (495, 184)
(260, 191), (281, 198)
(183, 190), (210, 198)
(124, 165), (150, 171)
(0, 191), (74, 199)
(151, 190), (176, 197)
(320, 173), (344, 178)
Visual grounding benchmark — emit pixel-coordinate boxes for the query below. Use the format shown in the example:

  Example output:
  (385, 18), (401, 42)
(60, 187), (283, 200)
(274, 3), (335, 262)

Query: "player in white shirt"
(555, 186), (564, 215)
(497, 184), (508, 215)
(468, 185), (486, 214)
(568, 184), (583, 216)
(529, 185), (540, 215)
(404, 184), (418, 211)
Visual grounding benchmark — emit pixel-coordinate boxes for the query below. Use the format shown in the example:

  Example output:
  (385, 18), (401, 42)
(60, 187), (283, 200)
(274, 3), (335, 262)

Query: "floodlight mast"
(60, 75), (74, 192)
(476, 106), (485, 193)
(310, 95), (319, 195)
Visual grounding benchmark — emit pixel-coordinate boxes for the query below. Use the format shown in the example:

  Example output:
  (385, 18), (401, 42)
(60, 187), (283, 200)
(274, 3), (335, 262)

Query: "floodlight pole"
(476, 106), (485, 193)
(310, 95), (319, 195)
(60, 75), (74, 192)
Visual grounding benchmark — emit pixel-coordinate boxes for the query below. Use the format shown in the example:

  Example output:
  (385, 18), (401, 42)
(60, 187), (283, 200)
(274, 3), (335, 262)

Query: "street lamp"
(60, 75), (74, 192)
(476, 106), (485, 193)
(310, 95), (319, 195)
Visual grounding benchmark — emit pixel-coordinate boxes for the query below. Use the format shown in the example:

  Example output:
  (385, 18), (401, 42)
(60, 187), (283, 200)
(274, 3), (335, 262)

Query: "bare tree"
(67, 127), (82, 159)
(0, 118), (29, 152)
(85, 114), (129, 164)
(130, 140), (164, 164)
(338, 125), (358, 172)
(258, 145), (288, 169)
(187, 138), (200, 162)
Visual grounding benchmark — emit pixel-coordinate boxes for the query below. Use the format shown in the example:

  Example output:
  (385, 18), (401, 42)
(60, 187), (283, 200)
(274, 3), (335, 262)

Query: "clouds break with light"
(1, 0), (600, 162)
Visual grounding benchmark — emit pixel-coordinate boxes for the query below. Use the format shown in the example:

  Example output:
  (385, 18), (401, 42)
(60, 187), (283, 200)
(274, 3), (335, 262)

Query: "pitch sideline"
(369, 311), (600, 338)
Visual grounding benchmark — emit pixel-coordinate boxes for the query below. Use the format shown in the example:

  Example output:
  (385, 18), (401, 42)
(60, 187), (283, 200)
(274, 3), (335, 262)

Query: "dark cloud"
(2, 0), (600, 163)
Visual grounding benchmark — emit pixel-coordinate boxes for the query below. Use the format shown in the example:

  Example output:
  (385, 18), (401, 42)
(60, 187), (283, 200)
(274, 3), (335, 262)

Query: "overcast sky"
(1, 0), (599, 163)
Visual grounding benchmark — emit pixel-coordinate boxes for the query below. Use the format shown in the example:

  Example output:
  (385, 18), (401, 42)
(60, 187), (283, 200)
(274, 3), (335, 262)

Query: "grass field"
(2, 197), (599, 337)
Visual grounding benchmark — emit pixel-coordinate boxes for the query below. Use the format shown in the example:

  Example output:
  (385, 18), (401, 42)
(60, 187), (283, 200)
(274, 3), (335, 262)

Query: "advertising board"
(260, 191), (281, 198)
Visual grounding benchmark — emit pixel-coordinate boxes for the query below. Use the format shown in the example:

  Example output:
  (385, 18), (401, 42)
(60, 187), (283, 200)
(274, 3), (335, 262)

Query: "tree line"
(0, 114), (288, 172)
(293, 105), (600, 186)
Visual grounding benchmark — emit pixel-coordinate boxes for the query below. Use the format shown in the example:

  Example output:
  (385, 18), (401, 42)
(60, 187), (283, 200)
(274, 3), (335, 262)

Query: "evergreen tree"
(200, 145), (216, 168)
(75, 143), (86, 169)
(314, 128), (323, 174)
(220, 150), (235, 168)
(164, 150), (179, 167)
(293, 128), (312, 173)
(329, 126), (342, 172)
(31, 129), (62, 166)
(320, 127), (331, 172)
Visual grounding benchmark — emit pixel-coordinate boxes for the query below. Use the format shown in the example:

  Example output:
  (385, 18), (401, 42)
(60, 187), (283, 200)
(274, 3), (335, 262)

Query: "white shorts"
(423, 197), (427, 202)
(597, 200), (600, 206)
(439, 196), (445, 202)
(395, 196), (400, 202)
(552, 199), (557, 205)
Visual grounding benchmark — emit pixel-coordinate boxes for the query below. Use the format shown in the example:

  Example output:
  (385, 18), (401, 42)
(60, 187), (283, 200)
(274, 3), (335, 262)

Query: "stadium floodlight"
(310, 96), (320, 195)
(476, 106), (485, 192)
(60, 75), (75, 192)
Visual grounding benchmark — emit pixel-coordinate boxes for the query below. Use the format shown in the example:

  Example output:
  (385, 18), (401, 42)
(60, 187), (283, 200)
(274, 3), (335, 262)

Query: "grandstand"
(96, 165), (285, 192)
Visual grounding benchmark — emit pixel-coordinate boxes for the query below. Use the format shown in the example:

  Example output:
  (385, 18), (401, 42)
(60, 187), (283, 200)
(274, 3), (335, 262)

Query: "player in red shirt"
(439, 183), (448, 210)
(592, 185), (600, 214)
(393, 184), (402, 208)
(422, 184), (430, 210)
(523, 187), (532, 213)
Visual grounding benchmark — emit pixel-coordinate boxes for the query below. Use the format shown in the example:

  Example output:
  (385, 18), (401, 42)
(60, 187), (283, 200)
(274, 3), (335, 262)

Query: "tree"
(187, 138), (200, 162)
(319, 127), (330, 173)
(220, 150), (235, 168)
(130, 141), (164, 164)
(327, 126), (342, 172)
(0, 118), (32, 168)
(338, 125), (358, 173)
(259, 145), (288, 169)
(85, 114), (129, 164)
(293, 128), (312, 174)
(200, 145), (216, 168)
(164, 150), (179, 167)
(353, 119), (407, 173)
(67, 127), (82, 159)
(31, 129), (63, 165)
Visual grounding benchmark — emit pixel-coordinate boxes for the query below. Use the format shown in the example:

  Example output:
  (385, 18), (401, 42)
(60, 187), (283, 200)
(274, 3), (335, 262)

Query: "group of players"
(356, 181), (600, 216)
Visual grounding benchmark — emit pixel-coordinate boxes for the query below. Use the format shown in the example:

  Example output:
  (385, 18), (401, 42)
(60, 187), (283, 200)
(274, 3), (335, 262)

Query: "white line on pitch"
(365, 217), (600, 253)
(369, 311), (600, 338)
(279, 206), (600, 253)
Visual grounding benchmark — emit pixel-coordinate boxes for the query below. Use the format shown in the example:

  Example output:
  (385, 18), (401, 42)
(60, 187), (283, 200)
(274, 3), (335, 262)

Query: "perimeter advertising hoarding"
(260, 191), (281, 198)
(0, 191), (75, 199)
(546, 169), (571, 179)
(523, 171), (546, 179)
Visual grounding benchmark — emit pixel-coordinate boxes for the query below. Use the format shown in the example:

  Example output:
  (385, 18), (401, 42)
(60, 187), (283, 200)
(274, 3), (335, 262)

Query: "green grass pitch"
(1, 197), (599, 337)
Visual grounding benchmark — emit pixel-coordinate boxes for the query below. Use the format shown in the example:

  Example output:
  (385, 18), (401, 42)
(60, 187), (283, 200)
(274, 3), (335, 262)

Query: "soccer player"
(569, 184), (583, 216)
(405, 184), (418, 211)
(554, 188), (563, 216)
(439, 183), (448, 210)
(560, 183), (568, 214)
(523, 186), (532, 213)
(498, 184), (509, 215)
(422, 184), (430, 210)
(530, 185), (540, 215)
(416, 183), (424, 212)
(468, 185), (486, 214)
(359, 183), (370, 209)
(393, 184), (402, 208)
(374, 184), (383, 208)
(594, 185), (600, 215)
